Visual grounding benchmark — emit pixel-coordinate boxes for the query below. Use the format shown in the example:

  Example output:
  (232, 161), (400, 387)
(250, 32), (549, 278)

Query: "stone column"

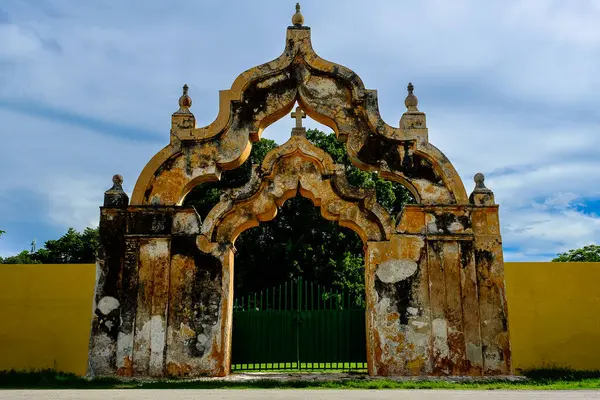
(163, 210), (230, 377)
(365, 232), (431, 376)
(87, 175), (129, 376)
(469, 174), (511, 375)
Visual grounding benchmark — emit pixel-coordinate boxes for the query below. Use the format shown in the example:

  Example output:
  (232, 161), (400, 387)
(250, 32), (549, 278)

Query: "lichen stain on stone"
(88, 332), (117, 375)
(172, 211), (200, 235)
(116, 332), (133, 375)
(97, 296), (120, 315)
(376, 259), (418, 283)
(116, 356), (133, 376)
(149, 315), (167, 374)
(432, 318), (450, 359)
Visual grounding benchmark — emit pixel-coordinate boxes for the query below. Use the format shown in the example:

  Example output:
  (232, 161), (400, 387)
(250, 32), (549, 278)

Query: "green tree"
(0, 227), (99, 264)
(0, 230), (5, 237)
(552, 244), (600, 262)
(35, 227), (99, 264)
(306, 129), (412, 215)
(0, 250), (41, 264)
(184, 129), (415, 304)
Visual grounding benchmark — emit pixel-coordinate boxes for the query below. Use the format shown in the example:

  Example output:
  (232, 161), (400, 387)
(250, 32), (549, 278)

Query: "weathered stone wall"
(89, 206), (232, 377)
(365, 205), (510, 376)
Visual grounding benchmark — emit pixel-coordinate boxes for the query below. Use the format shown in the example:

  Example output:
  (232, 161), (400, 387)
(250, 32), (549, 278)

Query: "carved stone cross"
(291, 106), (306, 128)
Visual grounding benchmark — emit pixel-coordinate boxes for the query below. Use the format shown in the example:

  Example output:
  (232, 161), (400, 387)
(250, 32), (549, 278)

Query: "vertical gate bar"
(332, 287), (336, 369)
(249, 296), (253, 370)
(335, 289), (339, 367)
(341, 289), (346, 369)
(304, 280), (307, 311)
(256, 296), (260, 369)
(294, 279), (297, 311)
(279, 285), (282, 311)
(255, 294), (258, 371)
(311, 282), (314, 311)
(258, 290), (264, 369)
(330, 288), (333, 367)
(266, 289), (269, 310)
(263, 298), (267, 370)
(313, 292), (319, 369)
(274, 288), (278, 370)
(245, 305), (250, 368)
(317, 285), (321, 310)
(351, 291), (355, 367)
(325, 293), (330, 369)
(345, 290), (350, 368)
(283, 282), (294, 368)
(323, 287), (327, 369)
(298, 277), (301, 311)
(297, 277), (301, 370)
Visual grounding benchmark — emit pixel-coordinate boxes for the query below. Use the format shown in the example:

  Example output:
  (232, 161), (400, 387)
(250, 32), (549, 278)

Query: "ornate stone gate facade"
(88, 6), (511, 378)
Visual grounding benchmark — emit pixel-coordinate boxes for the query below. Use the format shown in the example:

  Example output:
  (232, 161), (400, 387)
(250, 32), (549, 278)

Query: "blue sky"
(1, 0), (599, 261)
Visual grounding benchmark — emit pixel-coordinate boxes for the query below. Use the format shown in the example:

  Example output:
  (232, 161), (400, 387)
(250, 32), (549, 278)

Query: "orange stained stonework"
(88, 5), (511, 379)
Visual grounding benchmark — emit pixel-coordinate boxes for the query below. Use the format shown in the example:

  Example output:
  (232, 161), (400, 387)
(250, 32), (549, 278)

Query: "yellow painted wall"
(505, 262), (600, 372)
(1, 262), (600, 375)
(0, 264), (96, 376)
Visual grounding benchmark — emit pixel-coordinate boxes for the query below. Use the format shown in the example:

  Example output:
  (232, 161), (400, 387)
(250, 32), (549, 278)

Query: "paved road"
(1, 390), (599, 399)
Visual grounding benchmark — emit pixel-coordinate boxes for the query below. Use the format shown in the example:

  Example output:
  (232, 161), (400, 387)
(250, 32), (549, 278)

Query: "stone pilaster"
(88, 175), (129, 377)
(469, 174), (511, 375)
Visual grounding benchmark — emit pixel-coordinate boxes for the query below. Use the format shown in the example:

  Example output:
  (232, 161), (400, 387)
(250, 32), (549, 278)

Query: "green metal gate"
(231, 278), (367, 371)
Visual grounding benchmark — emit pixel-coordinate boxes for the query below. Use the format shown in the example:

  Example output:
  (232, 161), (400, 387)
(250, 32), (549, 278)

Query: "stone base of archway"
(223, 372), (526, 382)
(102, 371), (525, 383)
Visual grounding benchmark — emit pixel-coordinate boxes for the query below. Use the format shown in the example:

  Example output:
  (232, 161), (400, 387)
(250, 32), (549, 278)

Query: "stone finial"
(171, 84), (196, 145)
(111, 174), (123, 188)
(174, 84), (193, 115)
(469, 172), (495, 205)
(104, 174), (129, 207)
(292, 3), (304, 26)
(405, 82), (419, 111)
(400, 82), (427, 131)
(474, 173), (488, 191)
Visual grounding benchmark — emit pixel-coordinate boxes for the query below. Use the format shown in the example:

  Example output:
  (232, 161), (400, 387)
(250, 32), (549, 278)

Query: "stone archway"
(88, 6), (511, 378)
(197, 128), (394, 375)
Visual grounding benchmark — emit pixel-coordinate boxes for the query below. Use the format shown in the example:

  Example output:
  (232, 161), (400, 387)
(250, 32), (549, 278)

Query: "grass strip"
(0, 368), (599, 390)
